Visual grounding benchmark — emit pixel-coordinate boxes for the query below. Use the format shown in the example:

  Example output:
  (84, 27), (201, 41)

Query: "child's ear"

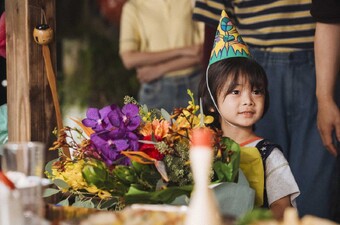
(209, 107), (215, 112)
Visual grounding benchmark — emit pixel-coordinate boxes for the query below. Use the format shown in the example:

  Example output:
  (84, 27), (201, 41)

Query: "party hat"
(209, 10), (250, 66)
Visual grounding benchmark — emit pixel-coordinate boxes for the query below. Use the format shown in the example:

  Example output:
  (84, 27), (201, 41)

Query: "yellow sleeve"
(119, 1), (141, 54)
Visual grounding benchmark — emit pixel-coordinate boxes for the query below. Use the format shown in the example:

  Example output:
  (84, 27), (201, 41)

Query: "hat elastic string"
(205, 67), (237, 128)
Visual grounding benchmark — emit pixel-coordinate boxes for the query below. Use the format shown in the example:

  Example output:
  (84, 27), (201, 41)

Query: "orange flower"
(140, 119), (169, 138)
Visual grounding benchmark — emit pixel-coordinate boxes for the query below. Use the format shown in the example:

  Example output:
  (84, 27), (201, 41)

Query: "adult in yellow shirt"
(119, 0), (204, 112)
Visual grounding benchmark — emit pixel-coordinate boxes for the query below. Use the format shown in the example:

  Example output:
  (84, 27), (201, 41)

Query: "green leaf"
(82, 160), (108, 187)
(105, 178), (129, 196)
(44, 159), (58, 176)
(161, 108), (171, 122)
(124, 185), (193, 205)
(58, 198), (70, 206)
(72, 200), (95, 208)
(99, 198), (119, 209)
(53, 179), (70, 189)
(155, 179), (167, 191)
(214, 137), (240, 182)
(236, 208), (273, 225)
(152, 186), (193, 203)
(113, 165), (138, 184)
(213, 161), (238, 182)
(142, 104), (148, 113)
(42, 188), (60, 197)
(132, 162), (161, 188)
(131, 161), (148, 173)
(154, 160), (169, 182)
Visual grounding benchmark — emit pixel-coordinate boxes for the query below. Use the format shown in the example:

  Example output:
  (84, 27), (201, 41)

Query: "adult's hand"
(136, 51), (202, 84)
(136, 65), (163, 83)
(314, 22), (340, 156)
(317, 100), (340, 156)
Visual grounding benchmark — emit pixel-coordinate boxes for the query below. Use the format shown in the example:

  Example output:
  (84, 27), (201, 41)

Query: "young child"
(199, 10), (300, 220)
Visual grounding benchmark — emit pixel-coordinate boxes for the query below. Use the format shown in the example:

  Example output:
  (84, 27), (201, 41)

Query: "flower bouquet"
(44, 90), (241, 210)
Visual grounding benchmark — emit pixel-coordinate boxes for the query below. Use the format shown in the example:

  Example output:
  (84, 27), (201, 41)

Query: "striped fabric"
(193, 0), (316, 51)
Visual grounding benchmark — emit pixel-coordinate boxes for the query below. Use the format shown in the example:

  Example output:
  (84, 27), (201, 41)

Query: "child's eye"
(231, 90), (240, 95)
(252, 89), (263, 95)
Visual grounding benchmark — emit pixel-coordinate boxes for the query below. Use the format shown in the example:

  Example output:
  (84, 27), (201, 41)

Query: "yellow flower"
(98, 190), (112, 200)
(52, 160), (88, 191)
(85, 185), (100, 194)
(85, 185), (112, 199)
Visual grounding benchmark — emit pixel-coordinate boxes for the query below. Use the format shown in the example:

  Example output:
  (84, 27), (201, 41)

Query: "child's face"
(217, 76), (265, 129)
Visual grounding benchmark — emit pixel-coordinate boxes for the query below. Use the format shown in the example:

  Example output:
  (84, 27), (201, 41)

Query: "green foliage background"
(56, 0), (139, 110)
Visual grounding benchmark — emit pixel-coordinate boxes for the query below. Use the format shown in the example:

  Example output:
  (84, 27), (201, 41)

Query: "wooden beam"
(6, 0), (58, 161)
(6, 0), (31, 141)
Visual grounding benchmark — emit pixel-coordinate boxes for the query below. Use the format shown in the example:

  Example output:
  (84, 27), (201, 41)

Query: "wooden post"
(6, 0), (58, 161)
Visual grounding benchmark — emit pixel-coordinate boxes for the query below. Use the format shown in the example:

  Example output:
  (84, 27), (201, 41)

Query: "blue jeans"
(251, 48), (337, 219)
(138, 70), (201, 113)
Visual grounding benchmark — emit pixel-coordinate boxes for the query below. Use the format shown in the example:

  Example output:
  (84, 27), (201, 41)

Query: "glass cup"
(1, 142), (45, 223)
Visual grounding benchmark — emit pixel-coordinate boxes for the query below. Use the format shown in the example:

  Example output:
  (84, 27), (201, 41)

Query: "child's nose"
(242, 93), (254, 105)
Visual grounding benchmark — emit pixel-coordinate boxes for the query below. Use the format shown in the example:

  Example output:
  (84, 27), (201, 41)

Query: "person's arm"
(270, 196), (292, 221)
(265, 149), (300, 221)
(314, 22), (340, 156)
(136, 47), (202, 83)
(120, 44), (201, 70)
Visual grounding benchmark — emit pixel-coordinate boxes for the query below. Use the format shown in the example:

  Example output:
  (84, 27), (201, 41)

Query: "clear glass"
(1, 142), (45, 224)
(0, 186), (25, 225)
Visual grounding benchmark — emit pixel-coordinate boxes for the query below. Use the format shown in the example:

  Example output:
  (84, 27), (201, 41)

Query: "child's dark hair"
(198, 57), (269, 129)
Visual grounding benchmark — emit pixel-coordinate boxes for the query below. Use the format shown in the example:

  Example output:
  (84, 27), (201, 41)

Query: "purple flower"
(126, 131), (139, 151)
(106, 103), (141, 132)
(84, 103), (141, 166)
(91, 130), (130, 166)
(121, 104), (141, 131)
(82, 105), (117, 132)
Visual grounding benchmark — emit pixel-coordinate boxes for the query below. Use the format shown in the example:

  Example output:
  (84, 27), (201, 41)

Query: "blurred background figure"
(311, 0), (340, 158)
(96, 0), (126, 28)
(119, 0), (204, 112)
(0, 5), (8, 148)
(193, 0), (337, 221)
(0, 4), (6, 106)
(311, 0), (340, 221)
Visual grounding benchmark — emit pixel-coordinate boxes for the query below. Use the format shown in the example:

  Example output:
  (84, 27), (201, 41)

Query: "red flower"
(140, 135), (164, 160)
